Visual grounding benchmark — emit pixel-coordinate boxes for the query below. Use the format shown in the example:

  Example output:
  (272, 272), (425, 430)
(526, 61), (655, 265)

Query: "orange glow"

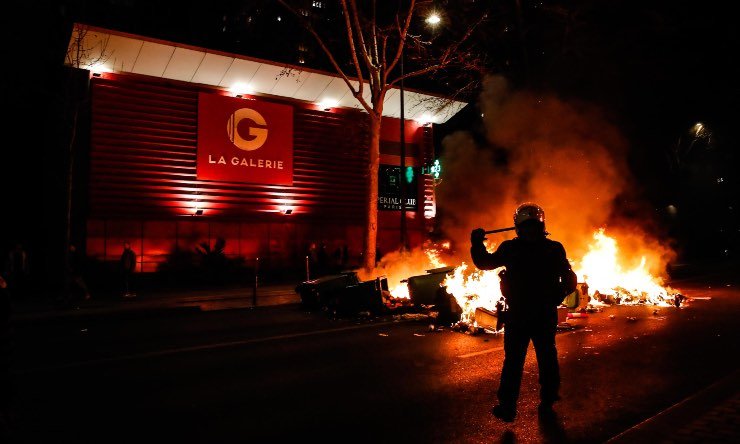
(369, 229), (678, 325)
(442, 262), (505, 324)
(357, 241), (451, 299)
(575, 229), (675, 306)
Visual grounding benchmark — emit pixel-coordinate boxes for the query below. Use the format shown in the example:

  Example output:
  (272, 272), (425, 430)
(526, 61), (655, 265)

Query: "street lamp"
(400, 11), (441, 251)
(399, 35), (407, 250)
(425, 13), (441, 25)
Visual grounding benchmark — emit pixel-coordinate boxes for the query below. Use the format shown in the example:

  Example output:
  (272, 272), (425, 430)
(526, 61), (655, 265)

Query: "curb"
(10, 291), (301, 323)
(607, 369), (740, 443)
(11, 304), (203, 324)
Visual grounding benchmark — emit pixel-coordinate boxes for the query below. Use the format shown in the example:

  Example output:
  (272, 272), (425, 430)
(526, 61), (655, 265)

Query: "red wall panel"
(90, 74), (369, 222)
(86, 73), (435, 270)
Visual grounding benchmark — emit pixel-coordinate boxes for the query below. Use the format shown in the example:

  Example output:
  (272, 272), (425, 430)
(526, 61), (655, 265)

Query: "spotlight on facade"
(279, 205), (293, 215)
(416, 113), (436, 126)
(317, 98), (338, 111)
(230, 82), (252, 97)
(194, 208), (203, 216)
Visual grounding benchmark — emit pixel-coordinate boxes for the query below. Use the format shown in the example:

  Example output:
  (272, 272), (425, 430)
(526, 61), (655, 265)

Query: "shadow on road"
(539, 409), (569, 443)
(499, 429), (516, 443)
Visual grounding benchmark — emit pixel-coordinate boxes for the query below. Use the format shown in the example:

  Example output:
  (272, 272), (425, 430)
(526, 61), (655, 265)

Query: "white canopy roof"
(65, 24), (467, 124)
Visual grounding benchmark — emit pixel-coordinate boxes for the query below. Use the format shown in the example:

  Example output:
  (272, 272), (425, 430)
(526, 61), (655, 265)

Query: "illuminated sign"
(430, 159), (441, 179)
(197, 93), (293, 185)
(378, 164), (418, 211)
(422, 159), (441, 179)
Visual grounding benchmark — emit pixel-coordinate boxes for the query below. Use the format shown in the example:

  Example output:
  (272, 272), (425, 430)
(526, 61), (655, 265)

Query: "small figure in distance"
(120, 241), (137, 298)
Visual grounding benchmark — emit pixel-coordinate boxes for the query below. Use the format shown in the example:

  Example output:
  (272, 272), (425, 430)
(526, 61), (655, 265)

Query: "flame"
(575, 229), (675, 306)
(358, 241), (450, 300)
(440, 229), (677, 323)
(367, 229), (677, 324)
(442, 263), (505, 324)
(426, 247), (447, 270)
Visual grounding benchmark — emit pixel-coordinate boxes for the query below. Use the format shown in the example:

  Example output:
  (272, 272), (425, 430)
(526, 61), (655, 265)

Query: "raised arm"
(470, 228), (507, 270)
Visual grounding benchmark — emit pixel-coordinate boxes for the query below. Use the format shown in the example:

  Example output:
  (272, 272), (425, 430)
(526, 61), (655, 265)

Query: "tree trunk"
(363, 115), (381, 270)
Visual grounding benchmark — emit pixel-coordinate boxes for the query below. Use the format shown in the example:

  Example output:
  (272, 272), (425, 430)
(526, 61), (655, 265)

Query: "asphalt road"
(5, 279), (739, 443)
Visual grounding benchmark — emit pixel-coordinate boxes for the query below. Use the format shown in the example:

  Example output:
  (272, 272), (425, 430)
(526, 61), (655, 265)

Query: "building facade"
(67, 25), (464, 276)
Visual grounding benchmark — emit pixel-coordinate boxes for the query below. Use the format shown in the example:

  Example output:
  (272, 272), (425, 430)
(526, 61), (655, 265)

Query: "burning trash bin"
(400, 266), (461, 324)
(435, 287), (462, 325)
(405, 266), (456, 305)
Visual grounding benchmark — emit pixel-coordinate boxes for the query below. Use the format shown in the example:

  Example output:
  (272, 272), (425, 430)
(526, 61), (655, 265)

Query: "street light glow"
(426, 13), (441, 25)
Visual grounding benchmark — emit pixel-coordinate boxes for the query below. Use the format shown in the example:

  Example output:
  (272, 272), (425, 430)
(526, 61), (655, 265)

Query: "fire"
(442, 262), (505, 324)
(575, 229), (675, 306)
(425, 247), (447, 270)
(369, 228), (678, 325)
(358, 241), (450, 300)
(440, 228), (677, 323)
(390, 284), (411, 299)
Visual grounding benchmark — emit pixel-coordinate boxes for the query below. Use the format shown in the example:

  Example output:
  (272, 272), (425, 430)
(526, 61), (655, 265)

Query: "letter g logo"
(227, 108), (268, 151)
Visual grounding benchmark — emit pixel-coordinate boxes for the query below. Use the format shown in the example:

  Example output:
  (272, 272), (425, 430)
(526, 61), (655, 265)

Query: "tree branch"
(387, 0), (416, 75)
(276, 0), (373, 114)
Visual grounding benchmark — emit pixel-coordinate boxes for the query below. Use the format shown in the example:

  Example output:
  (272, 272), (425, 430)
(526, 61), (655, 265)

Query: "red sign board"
(197, 93), (293, 185)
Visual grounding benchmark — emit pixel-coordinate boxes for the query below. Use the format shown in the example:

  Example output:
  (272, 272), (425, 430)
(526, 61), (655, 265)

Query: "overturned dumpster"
(328, 276), (388, 317)
(295, 272), (389, 316)
(405, 266), (455, 305)
(295, 272), (359, 310)
(402, 266), (462, 324)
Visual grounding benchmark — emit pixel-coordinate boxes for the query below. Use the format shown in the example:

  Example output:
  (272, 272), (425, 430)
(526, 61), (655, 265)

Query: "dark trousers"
(123, 271), (134, 294)
(497, 316), (560, 408)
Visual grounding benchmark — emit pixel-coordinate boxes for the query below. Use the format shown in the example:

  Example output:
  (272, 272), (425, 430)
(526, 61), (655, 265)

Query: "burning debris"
(295, 76), (694, 329)
(577, 229), (679, 307)
(294, 227), (687, 328)
(342, 228), (687, 332)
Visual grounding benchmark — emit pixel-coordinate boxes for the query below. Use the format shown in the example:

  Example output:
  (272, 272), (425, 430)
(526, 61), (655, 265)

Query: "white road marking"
(19, 321), (405, 373)
(458, 346), (504, 359)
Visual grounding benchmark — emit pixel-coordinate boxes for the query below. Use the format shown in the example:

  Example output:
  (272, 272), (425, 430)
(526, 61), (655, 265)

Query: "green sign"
(422, 159), (441, 179)
(430, 159), (441, 179)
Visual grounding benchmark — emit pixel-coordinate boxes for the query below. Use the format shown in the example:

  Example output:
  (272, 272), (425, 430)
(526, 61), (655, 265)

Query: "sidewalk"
(10, 282), (302, 323)
(607, 369), (740, 443)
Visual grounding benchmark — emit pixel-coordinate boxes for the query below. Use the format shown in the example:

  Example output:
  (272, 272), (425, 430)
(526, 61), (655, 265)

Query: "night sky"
(3, 0), (738, 262)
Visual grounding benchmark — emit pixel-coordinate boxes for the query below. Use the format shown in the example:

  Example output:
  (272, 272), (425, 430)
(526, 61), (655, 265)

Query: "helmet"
(514, 203), (545, 227)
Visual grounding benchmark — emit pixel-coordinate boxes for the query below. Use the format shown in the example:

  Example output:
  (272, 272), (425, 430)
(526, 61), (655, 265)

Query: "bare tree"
(62, 25), (111, 297)
(277, 0), (487, 270)
(66, 24), (111, 69)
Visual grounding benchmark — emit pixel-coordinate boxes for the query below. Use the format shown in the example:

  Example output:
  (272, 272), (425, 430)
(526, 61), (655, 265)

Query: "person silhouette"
(120, 242), (137, 297)
(470, 203), (577, 422)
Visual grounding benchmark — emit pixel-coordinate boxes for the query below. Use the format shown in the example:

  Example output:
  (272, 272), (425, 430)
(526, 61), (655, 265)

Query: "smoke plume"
(437, 75), (674, 274)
